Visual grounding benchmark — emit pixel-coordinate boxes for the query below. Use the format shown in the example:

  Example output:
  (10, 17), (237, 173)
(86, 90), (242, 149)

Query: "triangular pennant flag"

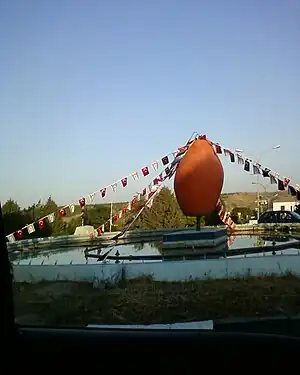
(121, 178), (128, 187)
(7, 234), (15, 243)
(284, 177), (290, 188)
(229, 152), (235, 163)
(27, 223), (35, 234)
(146, 199), (153, 209)
(141, 167), (149, 176)
(270, 175), (277, 184)
(69, 204), (75, 214)
(161, 156), (169, 165)
(178, 145), (189, 152)
(47, 212), (55, 223)
(237, 155), (244, 164)
(262, 168), (270, 177)
(100, 188), (106, 198)
(244, 159), (250, 172)
(288, 185), (297, 196)
(131, 171), (139, 180)
(152, 161), (159, 171)
(253, 165), (260, 175)
(90, 192), (95, 202)
(278, 179), (285, 191)
(111, 183), (117, 192)
(79, 198), (85, 208)
(38, 219), (44, 230)
(214, 144), (222, 154)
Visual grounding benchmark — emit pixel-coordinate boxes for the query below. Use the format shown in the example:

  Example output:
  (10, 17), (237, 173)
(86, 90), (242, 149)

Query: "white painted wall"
(13, 254), (300, 284)
(273, 201), (298, 211)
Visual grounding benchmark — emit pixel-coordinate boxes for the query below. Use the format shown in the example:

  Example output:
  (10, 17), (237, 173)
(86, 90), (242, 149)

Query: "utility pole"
(256, 174), (260, 221)
(253, 178), (267, 220)
(109, 202), (113, 232)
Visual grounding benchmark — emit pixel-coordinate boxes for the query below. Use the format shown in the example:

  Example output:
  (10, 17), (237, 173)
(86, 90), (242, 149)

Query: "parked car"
(258, 210), (300, 224)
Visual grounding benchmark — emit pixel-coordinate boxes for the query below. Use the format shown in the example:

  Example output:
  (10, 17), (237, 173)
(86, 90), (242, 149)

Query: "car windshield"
(3, 2), (300, 332)
(291, 211), (300, 220)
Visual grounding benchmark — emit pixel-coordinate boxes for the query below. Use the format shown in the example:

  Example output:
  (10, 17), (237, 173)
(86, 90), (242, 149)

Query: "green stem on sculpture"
(196, 216), (201, 231)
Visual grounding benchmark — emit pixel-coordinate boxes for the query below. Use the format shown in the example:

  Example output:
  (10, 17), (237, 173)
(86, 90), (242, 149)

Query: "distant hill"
(221, 190), (296, 211)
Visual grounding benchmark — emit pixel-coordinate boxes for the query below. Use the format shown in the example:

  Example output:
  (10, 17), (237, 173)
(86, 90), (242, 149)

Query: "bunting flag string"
(7, 133), (298, 242)
(6, 143), (190, 242)
(79, 147), (180, 201)
(112, 183), (165, 240)
(94, 163), (172, 236)
(94, 138), (238, 236)
(216, 198), (236, 231)
(227, 234), (237, 248)
(210, 139), (300, 199)
(93, 144), (194, 237)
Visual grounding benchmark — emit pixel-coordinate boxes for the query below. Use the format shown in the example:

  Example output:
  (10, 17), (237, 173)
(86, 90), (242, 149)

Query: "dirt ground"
(13, 274), (300, 326)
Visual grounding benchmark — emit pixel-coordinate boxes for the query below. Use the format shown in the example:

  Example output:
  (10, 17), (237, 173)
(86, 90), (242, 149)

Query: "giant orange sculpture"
(174, 137), (224, 216)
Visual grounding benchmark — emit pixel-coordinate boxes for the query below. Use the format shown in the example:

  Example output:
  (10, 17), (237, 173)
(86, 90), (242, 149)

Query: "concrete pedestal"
(161, 228), (228, 255)
(73, 225), (96, 237)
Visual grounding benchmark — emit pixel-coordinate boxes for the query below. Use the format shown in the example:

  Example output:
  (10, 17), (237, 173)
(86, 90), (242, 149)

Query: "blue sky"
(0, 0), (299, 208)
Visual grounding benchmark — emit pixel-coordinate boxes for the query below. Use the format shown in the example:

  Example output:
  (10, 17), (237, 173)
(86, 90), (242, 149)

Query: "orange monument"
(174, 137), (224, 217)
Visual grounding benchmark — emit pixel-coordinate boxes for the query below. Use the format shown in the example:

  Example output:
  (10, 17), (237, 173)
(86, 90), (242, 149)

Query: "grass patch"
(13, 274), (300, 326)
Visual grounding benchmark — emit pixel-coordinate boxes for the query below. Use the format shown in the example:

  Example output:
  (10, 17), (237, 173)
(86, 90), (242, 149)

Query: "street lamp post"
(252, 182), (267, 219)
(255, 145), (280, 220)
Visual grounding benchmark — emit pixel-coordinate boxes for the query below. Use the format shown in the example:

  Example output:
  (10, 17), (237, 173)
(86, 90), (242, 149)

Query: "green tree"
(51, 216), (68, 236)
(133, 187), (186, 229)
(2, 199), (26, 236)
(32, 196), (59, 237)
(87, 204), (111, 229)
(231, 206), (253, 224)
(40, 196), (58, 217)
(2, 199), (20, 214)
